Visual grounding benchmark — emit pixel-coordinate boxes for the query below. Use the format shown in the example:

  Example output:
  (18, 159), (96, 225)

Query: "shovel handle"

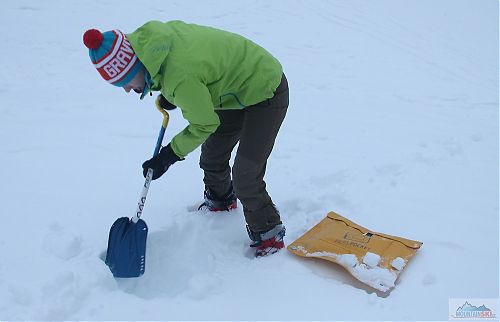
(131, 97), (170, 223)
(153, 96), (170, 155)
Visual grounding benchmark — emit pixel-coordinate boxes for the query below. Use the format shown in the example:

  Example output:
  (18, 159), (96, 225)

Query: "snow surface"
(0, 0), (498, 320)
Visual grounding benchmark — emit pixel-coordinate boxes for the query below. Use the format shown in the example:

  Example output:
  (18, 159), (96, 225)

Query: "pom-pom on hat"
(83, 28), (144, 87)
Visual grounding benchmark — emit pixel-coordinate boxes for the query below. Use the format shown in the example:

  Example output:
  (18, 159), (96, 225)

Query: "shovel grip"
(155, 95), (170, 133)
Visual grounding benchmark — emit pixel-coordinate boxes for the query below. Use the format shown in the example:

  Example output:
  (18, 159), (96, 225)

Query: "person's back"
(128, 20), (283, 110)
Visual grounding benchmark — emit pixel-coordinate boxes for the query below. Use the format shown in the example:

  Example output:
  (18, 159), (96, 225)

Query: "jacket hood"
(126, 21), (173, 80)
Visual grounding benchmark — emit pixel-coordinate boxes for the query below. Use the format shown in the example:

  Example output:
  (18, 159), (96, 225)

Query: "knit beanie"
(83, 29), (144, 87)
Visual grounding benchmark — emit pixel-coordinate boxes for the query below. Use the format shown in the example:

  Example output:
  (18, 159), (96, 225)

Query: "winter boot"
(247, 224), (286, 257)
(198, 187), (237, 212)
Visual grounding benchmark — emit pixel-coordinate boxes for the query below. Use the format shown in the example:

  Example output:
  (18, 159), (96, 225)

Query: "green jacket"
(127, 20), (283, 158)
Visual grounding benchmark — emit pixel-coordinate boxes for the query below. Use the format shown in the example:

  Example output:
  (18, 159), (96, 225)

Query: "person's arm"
(170, 76), (220, 158)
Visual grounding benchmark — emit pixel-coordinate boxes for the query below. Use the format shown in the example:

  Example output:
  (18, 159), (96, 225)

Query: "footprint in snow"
(422, 274), (436, 286)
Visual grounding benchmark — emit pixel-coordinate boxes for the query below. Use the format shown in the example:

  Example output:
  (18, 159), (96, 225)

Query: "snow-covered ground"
(0, 0), (498, 320)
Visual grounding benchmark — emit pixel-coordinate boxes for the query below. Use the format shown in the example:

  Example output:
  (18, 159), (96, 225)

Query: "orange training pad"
(288, 211), (423, 292)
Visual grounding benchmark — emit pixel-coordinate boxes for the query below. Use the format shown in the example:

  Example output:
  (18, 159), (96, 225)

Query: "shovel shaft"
(131, 168), (154, 223)
(131, 99), (170, 223)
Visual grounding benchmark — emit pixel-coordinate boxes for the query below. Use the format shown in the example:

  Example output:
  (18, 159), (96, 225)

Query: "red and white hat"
(83, 29), (144, 87)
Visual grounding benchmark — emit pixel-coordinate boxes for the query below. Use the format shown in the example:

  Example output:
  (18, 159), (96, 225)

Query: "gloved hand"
(157, 94), (177, 110)
(142, 143), (182, 180)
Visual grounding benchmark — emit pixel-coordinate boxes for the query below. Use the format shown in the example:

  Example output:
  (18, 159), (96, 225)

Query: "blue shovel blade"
(105, 217), (148, 278)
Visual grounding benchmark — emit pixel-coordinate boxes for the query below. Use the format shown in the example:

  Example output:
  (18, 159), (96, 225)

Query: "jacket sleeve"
(169, 76), (220, 158)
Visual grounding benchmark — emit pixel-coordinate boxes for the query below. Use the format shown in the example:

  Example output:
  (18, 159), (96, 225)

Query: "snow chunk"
(350, 262), (397, 292)
(391, 257), (406, 271)
(337, 254), (358, 267)
(294, 247), (397, 292)
(363, 252), (381, 268)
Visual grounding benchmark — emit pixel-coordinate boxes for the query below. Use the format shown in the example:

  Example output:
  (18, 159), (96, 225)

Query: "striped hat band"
(84, 29), (143, 87)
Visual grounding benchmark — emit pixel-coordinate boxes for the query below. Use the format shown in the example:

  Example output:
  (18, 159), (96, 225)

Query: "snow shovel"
(105, 97), (170, 278)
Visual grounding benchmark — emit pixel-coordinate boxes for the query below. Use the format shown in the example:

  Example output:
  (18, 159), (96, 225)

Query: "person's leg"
(199, 109), (244, 198)
(232, 74), (289, 233)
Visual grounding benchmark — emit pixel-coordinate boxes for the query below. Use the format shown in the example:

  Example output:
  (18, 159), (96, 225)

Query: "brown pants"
(199, 74), (289, 232)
